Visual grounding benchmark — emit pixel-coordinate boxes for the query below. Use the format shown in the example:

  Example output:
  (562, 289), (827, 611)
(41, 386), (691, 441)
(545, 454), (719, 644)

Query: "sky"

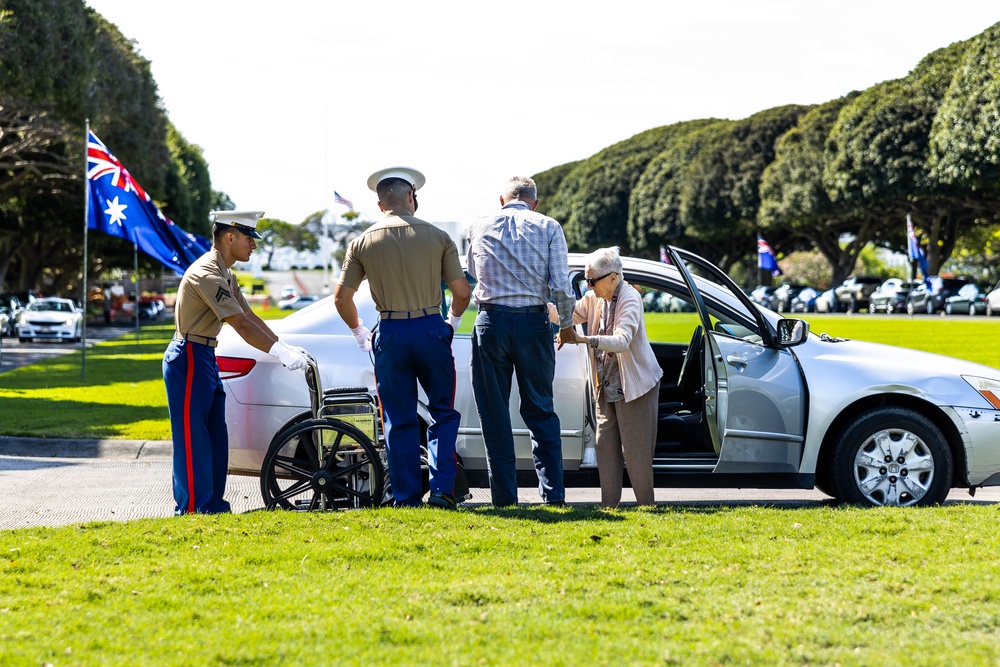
(84, 0), (999, 230)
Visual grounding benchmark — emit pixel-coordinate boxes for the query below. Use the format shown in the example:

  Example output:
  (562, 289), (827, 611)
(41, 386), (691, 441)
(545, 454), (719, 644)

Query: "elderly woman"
(563, 247), (662, 508)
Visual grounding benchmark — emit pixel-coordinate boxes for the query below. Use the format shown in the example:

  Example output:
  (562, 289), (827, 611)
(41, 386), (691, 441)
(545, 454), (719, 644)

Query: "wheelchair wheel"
(260, 417), (385, 511)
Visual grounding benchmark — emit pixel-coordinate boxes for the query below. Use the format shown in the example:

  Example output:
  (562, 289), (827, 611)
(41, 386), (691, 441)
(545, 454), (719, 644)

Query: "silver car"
(217, 247), (1000, 507)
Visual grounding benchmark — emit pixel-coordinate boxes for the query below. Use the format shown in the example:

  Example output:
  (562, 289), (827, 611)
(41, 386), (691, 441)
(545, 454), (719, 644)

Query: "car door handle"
(726, 355), (747, 368)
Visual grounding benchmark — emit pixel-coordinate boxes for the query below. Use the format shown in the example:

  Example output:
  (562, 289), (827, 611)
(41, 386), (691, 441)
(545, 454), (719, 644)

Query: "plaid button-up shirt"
(466, 201), (575, 329)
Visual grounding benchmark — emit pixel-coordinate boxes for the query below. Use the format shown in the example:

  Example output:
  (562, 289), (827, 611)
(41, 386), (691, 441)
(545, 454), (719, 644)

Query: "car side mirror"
(776, 318), (809, 347)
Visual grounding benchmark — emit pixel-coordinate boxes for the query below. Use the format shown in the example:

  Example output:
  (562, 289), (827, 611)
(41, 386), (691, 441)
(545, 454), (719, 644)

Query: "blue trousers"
(374, 315), (460, 507)
(471, 307), (565, 506)
(163, 339), (231, 515)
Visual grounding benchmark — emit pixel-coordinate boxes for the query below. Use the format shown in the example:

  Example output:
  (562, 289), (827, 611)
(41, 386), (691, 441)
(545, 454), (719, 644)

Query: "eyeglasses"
(585, 272), (614, 287)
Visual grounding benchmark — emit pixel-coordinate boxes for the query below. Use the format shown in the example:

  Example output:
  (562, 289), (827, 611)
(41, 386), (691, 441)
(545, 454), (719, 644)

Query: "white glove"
(351, 318), (372, 351)
(286, 343), (309, 357)
(447, 310), (463, 331)
(269, 340), (310, 371)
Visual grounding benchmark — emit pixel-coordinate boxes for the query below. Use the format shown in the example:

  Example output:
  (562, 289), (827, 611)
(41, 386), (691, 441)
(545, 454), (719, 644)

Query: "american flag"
(333, 190), (354, 209)
(659, 245), (670, 264)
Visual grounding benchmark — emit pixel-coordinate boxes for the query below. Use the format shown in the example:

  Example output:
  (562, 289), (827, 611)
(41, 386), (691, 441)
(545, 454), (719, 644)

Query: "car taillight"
(217, 356), (256, 380)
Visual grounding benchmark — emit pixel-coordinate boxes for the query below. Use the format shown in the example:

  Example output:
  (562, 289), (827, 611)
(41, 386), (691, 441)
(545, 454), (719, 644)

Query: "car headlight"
(963, 375), (1000, 409)
(64, 318), (76, 325)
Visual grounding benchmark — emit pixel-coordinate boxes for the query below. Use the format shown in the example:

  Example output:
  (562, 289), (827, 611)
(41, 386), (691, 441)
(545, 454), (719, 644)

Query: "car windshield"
(29, 301), (73, 313)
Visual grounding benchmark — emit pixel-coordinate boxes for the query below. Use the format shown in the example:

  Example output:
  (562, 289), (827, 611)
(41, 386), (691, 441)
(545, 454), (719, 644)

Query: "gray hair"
(585, 246), (623, 277)
(501, 176), (537, 202)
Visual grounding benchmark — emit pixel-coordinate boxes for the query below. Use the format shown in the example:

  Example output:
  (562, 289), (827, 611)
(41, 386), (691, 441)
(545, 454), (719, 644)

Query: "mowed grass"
(3, 505), (1000, 666)
(3, 314), (1000, 665)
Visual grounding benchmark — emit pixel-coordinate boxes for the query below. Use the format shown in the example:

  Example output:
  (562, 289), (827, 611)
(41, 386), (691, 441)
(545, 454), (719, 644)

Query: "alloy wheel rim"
(853, 427), (934, 506)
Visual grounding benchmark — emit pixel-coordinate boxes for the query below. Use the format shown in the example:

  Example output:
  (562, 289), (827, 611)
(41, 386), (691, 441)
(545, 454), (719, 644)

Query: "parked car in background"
(15, 297), (83, 343)
(279, 285), (297, 301)
(944, 283), (989, 316)
(788, 286), (818, 313)
(985, 280), (1000, 317)
(278, 294), (320, 311)
(813, 288), (838, 313)
(868, 279), (922, 314)
(748, 285), (777, 310)
(0, 306), (12, 337)
(771, 284), (814, 313)
(217, 247), (1000, 508)
(907, 276), (970, 315)
(137, 297), (166, 320)
(834, 276), (883, 313)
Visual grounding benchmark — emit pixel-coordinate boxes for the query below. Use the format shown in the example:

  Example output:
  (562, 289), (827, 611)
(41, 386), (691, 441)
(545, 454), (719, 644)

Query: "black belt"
(479, 304), (546, 314)
(379, 308), (438, 320)
(174, 332), (218, 348)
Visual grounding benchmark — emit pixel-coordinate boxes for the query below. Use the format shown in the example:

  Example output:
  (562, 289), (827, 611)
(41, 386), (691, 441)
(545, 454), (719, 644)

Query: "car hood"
(24, 311), (78, 323)
(792, 334), (1000, 409)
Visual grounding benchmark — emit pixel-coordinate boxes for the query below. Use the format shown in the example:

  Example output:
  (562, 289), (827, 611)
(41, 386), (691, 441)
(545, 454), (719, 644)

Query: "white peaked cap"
(367, 166), (425, 192)
(210, 210), (264, 239)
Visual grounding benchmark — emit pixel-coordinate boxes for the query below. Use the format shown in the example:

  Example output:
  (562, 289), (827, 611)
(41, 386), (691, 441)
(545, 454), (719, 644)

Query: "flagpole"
(134, 243), (140, 343)
(81, 120), (90, 379)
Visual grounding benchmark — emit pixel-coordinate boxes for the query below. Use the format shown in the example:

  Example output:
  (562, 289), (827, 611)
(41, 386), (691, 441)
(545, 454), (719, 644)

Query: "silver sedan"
(217, 247), (1000, 507)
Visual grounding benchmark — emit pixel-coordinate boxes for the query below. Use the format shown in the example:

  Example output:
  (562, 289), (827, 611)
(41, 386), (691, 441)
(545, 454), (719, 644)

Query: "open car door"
(667, 247), (807, 474)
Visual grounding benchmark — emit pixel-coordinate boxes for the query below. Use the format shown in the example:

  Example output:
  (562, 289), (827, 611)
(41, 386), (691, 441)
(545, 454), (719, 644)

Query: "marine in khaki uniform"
(163, 210), (310, 515)
(334, 167), (471, 508)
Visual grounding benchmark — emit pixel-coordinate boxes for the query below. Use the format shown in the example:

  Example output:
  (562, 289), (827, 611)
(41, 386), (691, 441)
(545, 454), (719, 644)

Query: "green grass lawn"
(3, 505), (1000, 665)
(3, 315), (1000, 664)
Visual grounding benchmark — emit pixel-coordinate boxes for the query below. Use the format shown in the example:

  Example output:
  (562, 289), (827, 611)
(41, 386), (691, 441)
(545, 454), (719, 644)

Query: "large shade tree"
(822, 39), (973, 275)
(679, 105), (810, 272)
(758, 94), (865, 285)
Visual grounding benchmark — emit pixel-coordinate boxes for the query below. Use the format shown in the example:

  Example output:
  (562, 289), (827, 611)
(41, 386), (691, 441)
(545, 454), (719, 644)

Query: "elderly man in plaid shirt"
(466, 176), (577, 507)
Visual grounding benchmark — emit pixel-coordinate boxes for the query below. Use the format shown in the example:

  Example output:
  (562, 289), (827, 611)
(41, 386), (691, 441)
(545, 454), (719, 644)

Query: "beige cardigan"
(572, 280), (663, 403)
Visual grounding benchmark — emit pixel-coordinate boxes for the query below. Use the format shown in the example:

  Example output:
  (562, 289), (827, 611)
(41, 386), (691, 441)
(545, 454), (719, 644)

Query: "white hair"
(585, 246), (622, 277)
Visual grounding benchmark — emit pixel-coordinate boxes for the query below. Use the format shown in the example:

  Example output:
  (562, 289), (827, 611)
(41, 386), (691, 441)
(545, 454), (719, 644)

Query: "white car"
(277, 294), (319, 311)
(16, 298), (83, 343)
(217, 247), (1000, 507)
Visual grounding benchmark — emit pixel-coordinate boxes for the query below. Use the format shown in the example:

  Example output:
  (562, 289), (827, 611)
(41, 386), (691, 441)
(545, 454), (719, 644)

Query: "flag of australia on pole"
(87, 130), (210, 275)
(757, 236), (783, 276)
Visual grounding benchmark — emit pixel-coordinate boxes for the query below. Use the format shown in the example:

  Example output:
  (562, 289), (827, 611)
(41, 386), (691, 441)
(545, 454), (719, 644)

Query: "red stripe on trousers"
(183, 343), (196, 514)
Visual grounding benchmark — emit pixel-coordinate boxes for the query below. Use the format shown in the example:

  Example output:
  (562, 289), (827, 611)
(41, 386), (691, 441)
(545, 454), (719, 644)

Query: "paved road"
(2, 440), (998, 530)
(0, 323), (140, 373)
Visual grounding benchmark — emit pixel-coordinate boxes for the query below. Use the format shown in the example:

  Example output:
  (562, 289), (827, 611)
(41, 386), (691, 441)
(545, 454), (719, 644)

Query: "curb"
(0, 435), (171, 460)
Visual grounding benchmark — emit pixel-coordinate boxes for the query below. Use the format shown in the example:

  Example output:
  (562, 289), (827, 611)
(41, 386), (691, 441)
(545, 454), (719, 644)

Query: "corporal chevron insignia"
(215, 286), (232, 303)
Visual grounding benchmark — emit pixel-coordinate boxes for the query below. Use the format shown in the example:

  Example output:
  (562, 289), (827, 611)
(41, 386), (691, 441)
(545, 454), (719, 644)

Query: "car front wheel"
(831, 407), (952, 507)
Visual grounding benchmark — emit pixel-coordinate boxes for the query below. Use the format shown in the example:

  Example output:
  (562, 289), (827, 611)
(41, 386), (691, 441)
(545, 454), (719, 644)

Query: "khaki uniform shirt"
(338, 210), (464, 313)
(174, 247), (250, 338)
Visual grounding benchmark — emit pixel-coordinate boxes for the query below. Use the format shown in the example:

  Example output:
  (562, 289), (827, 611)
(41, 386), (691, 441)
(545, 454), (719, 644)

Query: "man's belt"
(379, 308), (438, 320)
(174, 332), (218, 348)
(479, 304), (546, 314)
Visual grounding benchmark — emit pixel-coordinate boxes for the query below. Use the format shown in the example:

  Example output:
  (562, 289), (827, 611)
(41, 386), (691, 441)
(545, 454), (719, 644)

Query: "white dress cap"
(210, 210), (265, 239)
(367, 166), (425, 192)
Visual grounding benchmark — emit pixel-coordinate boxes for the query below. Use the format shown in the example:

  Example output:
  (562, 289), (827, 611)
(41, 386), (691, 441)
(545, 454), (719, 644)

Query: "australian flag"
(87, 130), (210, 275)
(757, 236), (783, 276)
(906, 214), (930, 280)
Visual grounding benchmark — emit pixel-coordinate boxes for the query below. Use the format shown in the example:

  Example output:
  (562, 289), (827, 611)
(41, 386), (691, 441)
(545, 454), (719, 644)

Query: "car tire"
(868, 301), (877, 314)
(970, 304), (977, 317)
(926, 301), (935, 315)
(831, 407), (952, 507)
(906, 301), (915, 316)
(945, 303), (953, 315)
(988, 304), (994, 317)
(848, 296), (858, 313)
(18, 337), (29, 343)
